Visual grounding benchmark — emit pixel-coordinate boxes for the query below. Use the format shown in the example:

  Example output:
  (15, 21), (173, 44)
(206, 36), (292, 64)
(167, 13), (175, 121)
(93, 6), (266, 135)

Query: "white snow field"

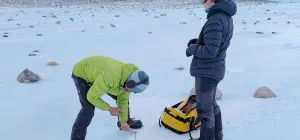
(1, 0), (300, 140)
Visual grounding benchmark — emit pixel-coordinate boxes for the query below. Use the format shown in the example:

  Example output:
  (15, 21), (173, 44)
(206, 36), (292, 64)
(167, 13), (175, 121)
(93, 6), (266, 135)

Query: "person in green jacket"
(70, 56), (149, 140)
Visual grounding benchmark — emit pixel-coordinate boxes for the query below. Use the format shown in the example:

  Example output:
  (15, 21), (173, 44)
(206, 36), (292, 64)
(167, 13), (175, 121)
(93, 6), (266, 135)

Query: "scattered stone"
(242, 21), (247, 24)
(175, 66), (185, 71)
(100, 25), (105, 29)
(42, 15), (46, 18)
(253, 86), (277, 98)
(36, 34), (42, 36)
(189, 86), (223, 100)
(7, 19), (13, 22)
(256, 32), (264, 34)
(114, 15), (120, 17)
(70, 18), (74, 21)
(110, 23), (116, 27)
(56, 21), (61, 24)
(154, 16), (160, 18)
(92, 15), (95, 17)
(160, 13), (167, 16)
(81, 30), (86, 32)
(33, 50), (39, 52)
(51, 15), (57, 18)
(28, 53), (36, 56)
(180, 22), (187, 24)
(3, 32), (9, 35)
(16, 23), (21, 26)
(287, 21), (290, 24)
(142, 9), (148, 12)
(29, 25), (35, 28)
(3, 35), (8, 37)
(147, 31), (152, 34)
(267, 18), (271, 20)
(47, 61), (58, 66)
(266, 9), (270, 11)
(17, 69), (40, 83)
(272, 32), (277, 34)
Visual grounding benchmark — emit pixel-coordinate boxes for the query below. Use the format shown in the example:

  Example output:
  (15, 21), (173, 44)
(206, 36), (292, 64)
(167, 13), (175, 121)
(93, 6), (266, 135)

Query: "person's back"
(72, 56), (125, 83)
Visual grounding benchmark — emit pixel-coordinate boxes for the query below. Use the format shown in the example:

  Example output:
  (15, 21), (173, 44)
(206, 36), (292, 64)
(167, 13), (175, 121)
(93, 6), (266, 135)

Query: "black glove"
(186, 44), (199, 57)
(187, 38), (198, 47)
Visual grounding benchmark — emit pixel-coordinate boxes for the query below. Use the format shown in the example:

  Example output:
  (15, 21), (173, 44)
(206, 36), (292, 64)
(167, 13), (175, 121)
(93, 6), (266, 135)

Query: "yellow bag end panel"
(161, 112), (191, 133)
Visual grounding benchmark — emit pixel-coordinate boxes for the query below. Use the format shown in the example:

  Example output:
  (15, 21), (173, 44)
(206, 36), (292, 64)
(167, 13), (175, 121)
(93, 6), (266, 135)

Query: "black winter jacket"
(186, 0), (237, 80)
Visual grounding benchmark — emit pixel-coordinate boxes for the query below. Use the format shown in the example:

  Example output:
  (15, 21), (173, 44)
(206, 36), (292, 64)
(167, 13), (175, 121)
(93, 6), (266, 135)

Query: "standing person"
(70, 56), (149, 140)
(185, 0), (237, 140)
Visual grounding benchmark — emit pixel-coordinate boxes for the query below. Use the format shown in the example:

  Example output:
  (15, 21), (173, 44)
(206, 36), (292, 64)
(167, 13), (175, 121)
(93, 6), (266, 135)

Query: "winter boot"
(117, 118), (143, 129)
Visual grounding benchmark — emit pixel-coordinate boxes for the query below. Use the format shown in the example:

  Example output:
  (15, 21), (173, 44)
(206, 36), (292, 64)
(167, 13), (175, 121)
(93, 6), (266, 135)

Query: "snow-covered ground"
(1, 0), (300, 140)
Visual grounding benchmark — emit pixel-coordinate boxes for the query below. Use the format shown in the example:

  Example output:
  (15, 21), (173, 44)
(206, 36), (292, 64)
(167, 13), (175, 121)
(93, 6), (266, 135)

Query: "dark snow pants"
(195, 77), (223, 140)
(70, 74), (130, 140)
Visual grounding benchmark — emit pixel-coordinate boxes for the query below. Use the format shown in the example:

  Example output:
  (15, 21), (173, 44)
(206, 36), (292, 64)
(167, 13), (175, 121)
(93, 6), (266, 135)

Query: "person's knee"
(196, 103), (215, 128)
(81, 107), (95, 116)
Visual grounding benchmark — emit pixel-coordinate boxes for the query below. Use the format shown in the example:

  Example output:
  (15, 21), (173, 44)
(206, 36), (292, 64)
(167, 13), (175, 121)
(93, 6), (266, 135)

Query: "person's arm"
(187, 19), (223, 58)
(116, 92), (130, 122)
(87, 74), (111, 111)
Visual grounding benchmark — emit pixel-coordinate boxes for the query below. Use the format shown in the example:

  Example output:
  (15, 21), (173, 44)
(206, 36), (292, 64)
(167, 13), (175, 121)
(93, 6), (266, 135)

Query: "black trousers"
(195, 77), (223, 140)
(70, 74), (130, 140)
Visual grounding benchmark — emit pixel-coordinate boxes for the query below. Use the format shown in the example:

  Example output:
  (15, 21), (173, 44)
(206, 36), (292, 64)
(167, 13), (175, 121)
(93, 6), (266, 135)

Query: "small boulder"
(256, 32), (264, 34)
(47, 61), (58, 66)
(160, 13), (167, 16)
(51, 15), (57, 18)
(56, 21), (61, 24)
(189, 86), (223, 100)
(28, 53), (36, 56)
(175, 66), (185, 71)
(253, 86), (277, 98)
(110, 23), (116, 27)
(17, 69), (40, 83)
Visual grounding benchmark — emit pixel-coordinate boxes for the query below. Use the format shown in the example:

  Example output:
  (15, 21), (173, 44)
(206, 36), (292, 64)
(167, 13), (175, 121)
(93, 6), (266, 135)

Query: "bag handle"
(158, 108), (166, 127)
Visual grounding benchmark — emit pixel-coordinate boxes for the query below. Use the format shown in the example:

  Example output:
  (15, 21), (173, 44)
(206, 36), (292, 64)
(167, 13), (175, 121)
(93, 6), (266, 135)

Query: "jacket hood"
(208, 0), (237, 17)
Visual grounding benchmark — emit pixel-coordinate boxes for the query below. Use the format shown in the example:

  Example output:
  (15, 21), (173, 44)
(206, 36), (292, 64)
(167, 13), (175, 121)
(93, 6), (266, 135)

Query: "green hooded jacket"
(72, 56), (139, 122)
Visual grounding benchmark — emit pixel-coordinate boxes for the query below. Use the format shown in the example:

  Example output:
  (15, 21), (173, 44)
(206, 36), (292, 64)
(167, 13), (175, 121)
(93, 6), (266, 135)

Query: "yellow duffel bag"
(159, 95), (201, 139)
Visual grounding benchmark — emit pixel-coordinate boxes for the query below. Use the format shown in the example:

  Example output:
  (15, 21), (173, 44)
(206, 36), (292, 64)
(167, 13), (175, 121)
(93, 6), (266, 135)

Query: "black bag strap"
(188, 116), (198, 140)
